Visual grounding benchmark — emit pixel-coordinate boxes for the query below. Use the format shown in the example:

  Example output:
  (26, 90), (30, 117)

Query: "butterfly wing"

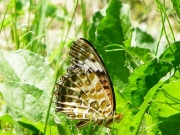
(55, 38), (121, 128)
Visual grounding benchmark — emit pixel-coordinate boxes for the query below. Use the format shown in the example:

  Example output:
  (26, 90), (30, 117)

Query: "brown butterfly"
(54, 38), (122, 128)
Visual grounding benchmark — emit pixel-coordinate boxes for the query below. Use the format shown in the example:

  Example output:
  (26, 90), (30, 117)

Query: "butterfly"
(54, 38), (122, 128)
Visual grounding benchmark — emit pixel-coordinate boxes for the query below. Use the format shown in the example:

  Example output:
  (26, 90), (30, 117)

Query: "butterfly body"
(55, 38), (122, 128)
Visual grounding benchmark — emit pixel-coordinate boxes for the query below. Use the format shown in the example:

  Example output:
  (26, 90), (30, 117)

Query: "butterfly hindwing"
(55, 38), (122, 128)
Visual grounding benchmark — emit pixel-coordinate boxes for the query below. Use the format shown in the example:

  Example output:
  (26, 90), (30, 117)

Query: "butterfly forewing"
(55, 38), (122, 128)
(70, 39), (115, 108)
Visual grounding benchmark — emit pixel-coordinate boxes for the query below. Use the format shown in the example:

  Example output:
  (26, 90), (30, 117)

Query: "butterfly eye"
(55, 38), (122, 129)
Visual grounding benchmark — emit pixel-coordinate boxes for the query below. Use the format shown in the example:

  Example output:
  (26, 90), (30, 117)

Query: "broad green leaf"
(121, 41), (180, 134)
(130, 27), (157, 62)
(87, 1), (132, 133)
(160, 41), (180, 66)
(155, 78), (180, 117)
(130, 81), (165, 134)
(0, 49), (54, 123)
(124, 59), (172, 107)
(151, 72), (180, 135)
(158, 114), (180, 135)
(88, 0), (131, 89)
(124, 41), (180, 107)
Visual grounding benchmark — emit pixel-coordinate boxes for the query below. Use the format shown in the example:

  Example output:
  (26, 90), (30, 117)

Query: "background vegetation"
(0, 0), (180, 135)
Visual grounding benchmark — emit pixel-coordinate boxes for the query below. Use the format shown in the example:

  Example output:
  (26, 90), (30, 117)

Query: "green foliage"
(0, 0), (180, 135)
(171, 0), (180, 19)
(0, 50), (55, 134)
(88, 0), (131, 89)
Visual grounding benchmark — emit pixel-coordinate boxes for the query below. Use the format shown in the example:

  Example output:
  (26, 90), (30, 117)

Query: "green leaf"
(160, 41), (180, 66)
(158, 114), (180, 135)
(0, 131), (16, 135)
(56, 123), (71, 135)
(171, 0), (180, 19)
(155, 78), (180, 117)
(124, 59), (172, 107)
(124, 41), (180, 108)
(18, 120), (41, 133)
(88, 0), (131, 89)
(130, 81), (165, 134)
(0, 49), (54, 122)
(0, 113), (17, 125)
(18, 118), (58, 134)
(130, 27), (157, 62)
(87, 1), (132, 134)
(46, 4), (57, 17)
(152, 72), (180, 135)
